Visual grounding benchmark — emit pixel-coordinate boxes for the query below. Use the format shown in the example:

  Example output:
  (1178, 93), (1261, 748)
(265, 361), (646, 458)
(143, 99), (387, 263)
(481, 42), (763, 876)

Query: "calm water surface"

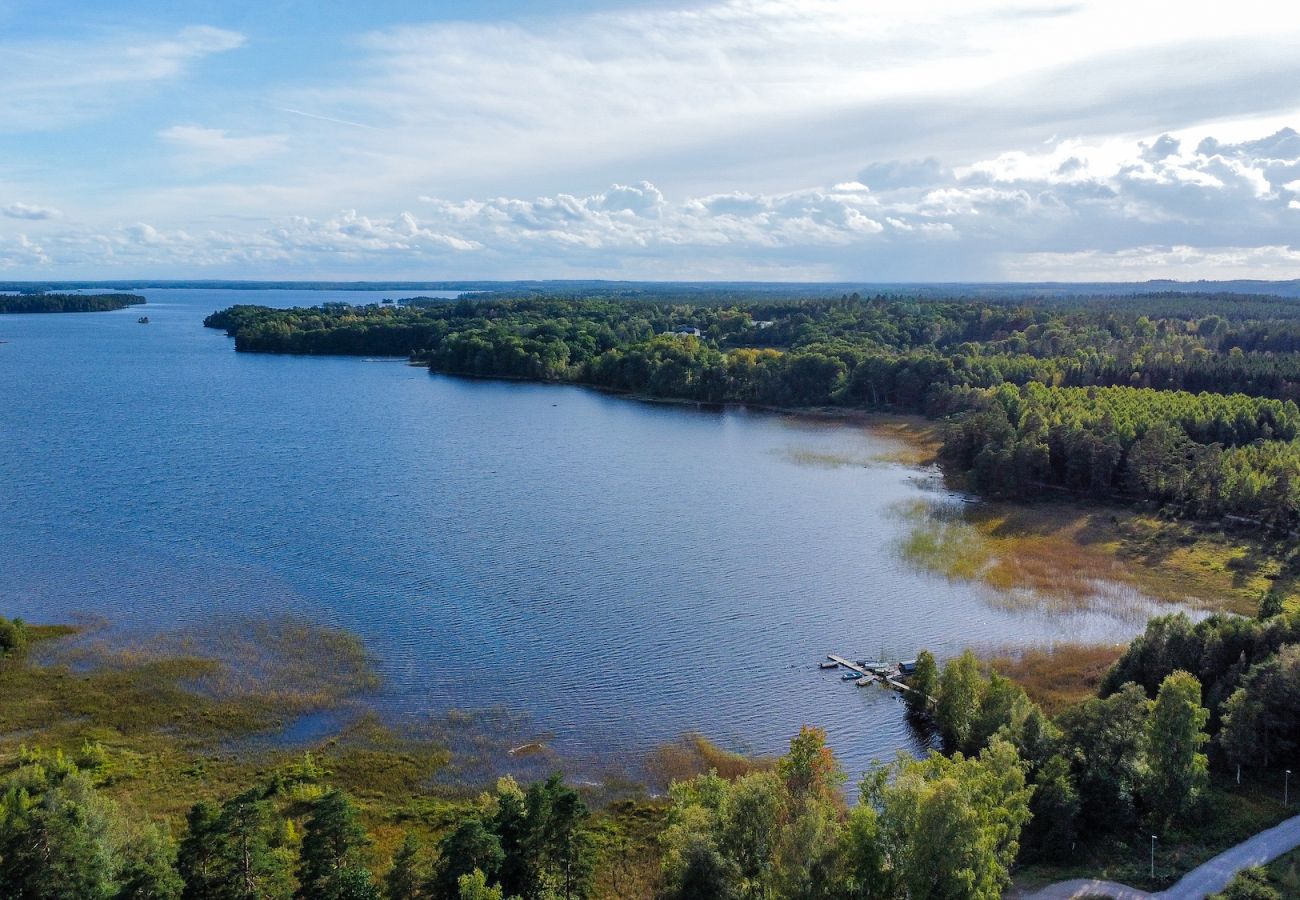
(0, 289), (1170, 776)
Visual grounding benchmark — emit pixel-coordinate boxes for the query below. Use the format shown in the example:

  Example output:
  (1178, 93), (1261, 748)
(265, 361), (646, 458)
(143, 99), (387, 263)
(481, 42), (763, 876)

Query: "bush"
(0, 616), (27, 655)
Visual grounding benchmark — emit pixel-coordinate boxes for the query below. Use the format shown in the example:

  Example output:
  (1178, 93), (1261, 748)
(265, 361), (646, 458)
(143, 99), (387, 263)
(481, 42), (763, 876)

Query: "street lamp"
(1287, 770), (1292, 807)
(1150, 834), (1157, 879)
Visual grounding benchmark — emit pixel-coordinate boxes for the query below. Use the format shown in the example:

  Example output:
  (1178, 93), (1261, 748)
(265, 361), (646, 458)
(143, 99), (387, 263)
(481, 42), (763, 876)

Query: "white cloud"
(2, 202), (59, 220)
(1002, 245), (1300, 281)
(0, 234), (50, 269)
(263, 0), (1300, 203)
(0, 25), (245, 131)
(159, 126), (289, 167)
(11, 124), (1300, 280)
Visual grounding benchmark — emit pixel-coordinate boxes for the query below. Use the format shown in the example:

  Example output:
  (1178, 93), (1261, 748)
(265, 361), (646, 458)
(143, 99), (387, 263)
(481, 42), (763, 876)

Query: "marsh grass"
(0, 617), (738, 899)
(988, 644), (1124, 715)
(779, 413), (944, 470)
(0, 616), (398, 819)
(891, 495), (1294, 616)
(643, 732), (774, 790)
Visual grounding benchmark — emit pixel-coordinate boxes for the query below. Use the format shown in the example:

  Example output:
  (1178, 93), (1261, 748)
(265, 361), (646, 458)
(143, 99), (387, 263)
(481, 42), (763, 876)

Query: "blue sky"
(3, 0), (1300, 280)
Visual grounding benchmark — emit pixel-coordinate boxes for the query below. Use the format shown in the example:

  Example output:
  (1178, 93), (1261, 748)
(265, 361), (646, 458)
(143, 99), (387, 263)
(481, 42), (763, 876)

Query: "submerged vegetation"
(0, 293), (145, 313)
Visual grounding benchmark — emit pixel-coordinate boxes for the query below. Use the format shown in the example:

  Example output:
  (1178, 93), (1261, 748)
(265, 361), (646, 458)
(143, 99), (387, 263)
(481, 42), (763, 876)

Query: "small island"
(0, 292), (146, 314)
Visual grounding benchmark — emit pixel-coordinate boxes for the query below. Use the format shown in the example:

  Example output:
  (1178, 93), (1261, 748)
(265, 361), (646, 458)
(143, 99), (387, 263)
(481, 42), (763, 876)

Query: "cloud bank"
(6, 128), (1300, 279)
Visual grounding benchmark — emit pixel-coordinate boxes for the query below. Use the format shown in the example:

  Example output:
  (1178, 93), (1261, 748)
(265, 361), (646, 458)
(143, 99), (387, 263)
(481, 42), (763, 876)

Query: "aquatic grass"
(779, 448), (883, 469)
(45, 614), (381, 721)
(892, 499), (995, 582)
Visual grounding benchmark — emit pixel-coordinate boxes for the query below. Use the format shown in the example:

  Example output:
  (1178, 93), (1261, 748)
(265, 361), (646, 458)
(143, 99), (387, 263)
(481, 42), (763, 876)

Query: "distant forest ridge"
(5, 278), (1300, 299)
(0, 293), (145, 313)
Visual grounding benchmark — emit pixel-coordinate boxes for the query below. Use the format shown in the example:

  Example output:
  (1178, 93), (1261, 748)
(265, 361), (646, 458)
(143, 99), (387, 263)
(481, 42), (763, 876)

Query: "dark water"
(0, 289), (1171, 777)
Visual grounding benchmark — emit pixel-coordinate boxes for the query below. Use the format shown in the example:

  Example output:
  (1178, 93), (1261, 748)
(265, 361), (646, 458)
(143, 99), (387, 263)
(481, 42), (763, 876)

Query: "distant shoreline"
(0, 293), (145, 314)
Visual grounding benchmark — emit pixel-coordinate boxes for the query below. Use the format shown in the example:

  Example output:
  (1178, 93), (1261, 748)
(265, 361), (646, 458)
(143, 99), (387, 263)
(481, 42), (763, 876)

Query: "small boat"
(819, 661), (840, 670)
(856, 676), (877, 687)
(841, 671), (862, 680)
(137, 316), (150, 324)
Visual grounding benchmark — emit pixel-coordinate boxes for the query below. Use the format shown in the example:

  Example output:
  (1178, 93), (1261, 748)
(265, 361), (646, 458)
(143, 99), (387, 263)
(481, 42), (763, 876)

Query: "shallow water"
(0, 289), (1179, 777)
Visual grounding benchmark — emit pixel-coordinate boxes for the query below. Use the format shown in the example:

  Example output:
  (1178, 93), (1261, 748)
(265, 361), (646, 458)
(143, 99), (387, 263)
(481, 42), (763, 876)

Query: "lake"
(0, 289), (1174, 778)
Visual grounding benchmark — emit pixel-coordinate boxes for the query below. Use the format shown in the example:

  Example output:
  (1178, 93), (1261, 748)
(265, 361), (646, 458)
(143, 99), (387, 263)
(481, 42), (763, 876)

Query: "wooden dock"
(825, 655), (877, 686)
(826, 654), (932, 702)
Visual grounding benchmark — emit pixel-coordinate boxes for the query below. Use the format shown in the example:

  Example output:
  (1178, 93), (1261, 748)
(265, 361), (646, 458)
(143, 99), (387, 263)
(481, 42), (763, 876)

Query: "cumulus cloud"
(5, 120), (1300, 279)
(0, 234), (50, 269)
(2, 202), (59, 221)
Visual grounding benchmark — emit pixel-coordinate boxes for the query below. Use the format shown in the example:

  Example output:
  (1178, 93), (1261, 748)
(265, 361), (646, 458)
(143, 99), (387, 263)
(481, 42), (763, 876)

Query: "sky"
(2, 0), (1300, 281)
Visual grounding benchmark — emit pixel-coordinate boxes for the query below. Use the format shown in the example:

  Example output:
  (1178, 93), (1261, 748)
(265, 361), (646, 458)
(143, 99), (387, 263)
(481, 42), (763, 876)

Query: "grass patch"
(1266, 845), (1300, 894)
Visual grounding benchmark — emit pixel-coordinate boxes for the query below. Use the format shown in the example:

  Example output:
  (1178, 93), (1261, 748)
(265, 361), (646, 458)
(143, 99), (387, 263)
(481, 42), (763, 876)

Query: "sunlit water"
(0, 289), (1183, 778)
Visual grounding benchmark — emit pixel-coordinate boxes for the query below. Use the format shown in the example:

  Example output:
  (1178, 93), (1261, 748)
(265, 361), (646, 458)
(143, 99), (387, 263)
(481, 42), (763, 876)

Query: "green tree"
(778, 726), (846, 802)
(455, 870), (503, 900)
(215, 789), (292, 900)
(534, 775), (593, 900)
(965, 672), (1034, 756)
(178, 801), (224, 900)
(0, 615), (27, 655)
(773, 794), (843, 900)
(0, 770), (121, 900)
(296, 790), (372, 900)
(718, 772), (783, 898)
(1258, 591), (1285, 620)
(1021, 754), (1079, 861)
(429, 817), (504, 900)
(906, 651), (937, 716)
(116, 822), (185, 900)
(326, 867), (383, 900)
(865, 739), (1032, 900)
(668, 839), (735, 900)
(1145, 671), (1210, 824)
(839, 803), (890, 900)
(1057, 682), (1150, 828)
(384, 833), (426, 900)
(935, 651), (985, 752)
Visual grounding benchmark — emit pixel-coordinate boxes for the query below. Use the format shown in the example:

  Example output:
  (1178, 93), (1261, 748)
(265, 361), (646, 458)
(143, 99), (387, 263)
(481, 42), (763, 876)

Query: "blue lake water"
(0, 289), (1174, 778)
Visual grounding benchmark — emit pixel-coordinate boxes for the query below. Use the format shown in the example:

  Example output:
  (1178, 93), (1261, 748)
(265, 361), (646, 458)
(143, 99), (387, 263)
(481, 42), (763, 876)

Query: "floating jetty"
(825, 654), (931, 701)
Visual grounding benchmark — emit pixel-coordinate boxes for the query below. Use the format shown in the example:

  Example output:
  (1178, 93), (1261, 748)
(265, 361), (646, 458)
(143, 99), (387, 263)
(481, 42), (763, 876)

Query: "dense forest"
(205, 292), (1300, 530)
(7, 598), (1300, 899)
(0, 293), (145, 313)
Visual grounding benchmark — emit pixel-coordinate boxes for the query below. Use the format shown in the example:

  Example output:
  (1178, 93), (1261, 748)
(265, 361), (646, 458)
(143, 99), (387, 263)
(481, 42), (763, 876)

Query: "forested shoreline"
(0, 293), (145, 313)
(205, 293), (1300, 531)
